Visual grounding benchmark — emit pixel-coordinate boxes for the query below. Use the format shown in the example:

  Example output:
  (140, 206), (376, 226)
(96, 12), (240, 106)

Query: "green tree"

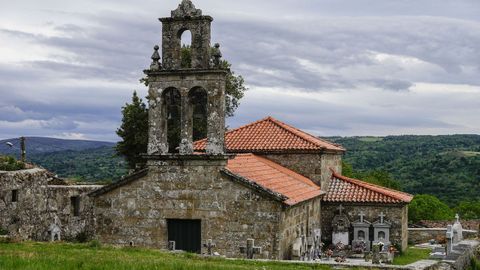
(454, 201), (480, 220)
(115, 91), (149, 170)
(408, 194), (454, 223)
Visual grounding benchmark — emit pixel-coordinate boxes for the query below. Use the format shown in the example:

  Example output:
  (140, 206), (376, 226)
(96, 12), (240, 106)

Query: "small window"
(378, 231), (386, 240)
(11, 190), (18, 202)
(70, 196), (80, 217)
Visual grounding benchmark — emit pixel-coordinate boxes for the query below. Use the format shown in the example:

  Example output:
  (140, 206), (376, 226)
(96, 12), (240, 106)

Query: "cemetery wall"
(93, 159), (288, 259)
(408, 228), (478, 245)
(321, 203), (409, 252)
(261, 153), (342, 190)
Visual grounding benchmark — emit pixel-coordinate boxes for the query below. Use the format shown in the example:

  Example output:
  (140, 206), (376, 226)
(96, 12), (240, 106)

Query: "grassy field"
(0, 242), (331, 270)
(392, 247), (431, 265)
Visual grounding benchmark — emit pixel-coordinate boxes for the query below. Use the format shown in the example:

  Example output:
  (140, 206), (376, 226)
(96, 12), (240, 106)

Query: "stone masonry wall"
(93, 158), (287, 259)
(0, 168), (100, 241)
(261, 153), (342, 190)
(278, 197), (322, 259)
(321, 203), (409, 252)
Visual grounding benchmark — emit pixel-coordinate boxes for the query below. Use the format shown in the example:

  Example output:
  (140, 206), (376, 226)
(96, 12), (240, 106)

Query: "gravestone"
(452, 214), (463, 243)
(203, 239), (216, 256)
(446, 225), (453, 255)
(239, 238), (262, 259)
(48, 216), (61, 242)
(352, 211), (371, 252)
(168, 241), (176, 251)
(332, 205), (350, 246)
(372, 212), (391, 251)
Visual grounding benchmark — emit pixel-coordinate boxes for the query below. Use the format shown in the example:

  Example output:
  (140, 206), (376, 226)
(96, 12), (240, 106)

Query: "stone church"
(0, 0), (412, 260)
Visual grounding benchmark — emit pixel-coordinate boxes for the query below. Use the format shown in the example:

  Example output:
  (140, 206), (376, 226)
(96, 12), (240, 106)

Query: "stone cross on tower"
(239, 239), (262, 259)
(338, 204), (345, 215)
(379, 212), (385, 224)
(359, 211), (365, 223)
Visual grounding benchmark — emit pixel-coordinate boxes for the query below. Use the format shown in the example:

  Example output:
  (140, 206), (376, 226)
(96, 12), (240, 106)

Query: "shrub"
(0, 227), (8, 236)
(0, 156), (25, 171)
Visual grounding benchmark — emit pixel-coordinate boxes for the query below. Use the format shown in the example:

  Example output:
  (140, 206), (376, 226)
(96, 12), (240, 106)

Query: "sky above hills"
(1, 0), (479, 141)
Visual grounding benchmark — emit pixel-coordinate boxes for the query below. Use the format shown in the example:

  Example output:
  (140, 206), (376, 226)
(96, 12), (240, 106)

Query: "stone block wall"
(93, 158), (288, 259)
(47, 185), (102, 240)
(261, 153), (342, 190)
(278, 197), (322, 259)
(321, 203), (409, 252)
(0, 168), (100, 241)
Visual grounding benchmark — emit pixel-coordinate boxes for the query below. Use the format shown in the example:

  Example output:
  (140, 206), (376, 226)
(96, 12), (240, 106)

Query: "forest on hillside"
(327, 135), (480, 206)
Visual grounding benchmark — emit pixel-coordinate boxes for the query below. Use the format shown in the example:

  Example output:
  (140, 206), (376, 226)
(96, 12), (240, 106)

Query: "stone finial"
(455, 213), (460, 223)
(211, 43), (222, 68)
(171, 0), (202, 18)
(150, 45), (162, 71)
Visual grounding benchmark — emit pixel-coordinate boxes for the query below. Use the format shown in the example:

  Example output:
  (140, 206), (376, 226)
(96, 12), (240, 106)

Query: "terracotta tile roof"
(194, 116), (345, 153)
(225, 154), (324, 206)
(323, 170), (413, 204)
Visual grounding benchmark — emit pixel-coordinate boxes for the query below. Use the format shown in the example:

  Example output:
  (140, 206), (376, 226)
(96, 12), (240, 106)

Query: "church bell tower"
(144, 0), (227, 157)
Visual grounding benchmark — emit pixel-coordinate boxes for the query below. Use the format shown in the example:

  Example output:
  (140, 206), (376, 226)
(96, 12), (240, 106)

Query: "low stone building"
(0, 168), (101, 241)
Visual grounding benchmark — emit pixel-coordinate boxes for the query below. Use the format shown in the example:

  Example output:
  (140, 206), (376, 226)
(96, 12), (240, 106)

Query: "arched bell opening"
(162, 88), (182, 153)
(188, 87), (208, 142)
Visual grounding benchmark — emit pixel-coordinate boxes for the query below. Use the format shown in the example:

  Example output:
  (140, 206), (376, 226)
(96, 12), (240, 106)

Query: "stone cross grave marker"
(203, 239), (216, 256)
(359, 211), (365, 223)
(239, 238), (262, 259)
(379, 212), (385, 224)
(446, 225), (453, 255)
(338, 204), (345, 215)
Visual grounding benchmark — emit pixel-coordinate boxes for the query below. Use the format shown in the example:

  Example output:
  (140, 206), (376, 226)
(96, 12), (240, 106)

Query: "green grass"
(392, 247), (431, 265)
(0, 242), (332, 270)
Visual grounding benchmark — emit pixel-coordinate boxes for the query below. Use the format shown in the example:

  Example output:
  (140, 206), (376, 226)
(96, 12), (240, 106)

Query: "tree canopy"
(115, 91), (149, 169)
(408, 194), (454, 223)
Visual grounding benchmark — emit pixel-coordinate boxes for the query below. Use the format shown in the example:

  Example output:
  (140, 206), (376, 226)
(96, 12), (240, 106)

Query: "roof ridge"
(330, 169), (413, 203)
(194, 116), (273, 146)
(267, 117), (345, 151)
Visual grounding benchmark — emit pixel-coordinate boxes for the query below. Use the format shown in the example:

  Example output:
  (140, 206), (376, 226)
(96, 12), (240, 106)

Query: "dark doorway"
(167, 219), (201, 253)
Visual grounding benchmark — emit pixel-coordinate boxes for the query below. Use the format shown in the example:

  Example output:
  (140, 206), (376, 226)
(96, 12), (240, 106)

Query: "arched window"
(358, 230), (365, 240)
(178, 29), (192, 68)
(189, 87), (208, 141)
(163, 88), (181, 153)
(378, 231), (386, 240)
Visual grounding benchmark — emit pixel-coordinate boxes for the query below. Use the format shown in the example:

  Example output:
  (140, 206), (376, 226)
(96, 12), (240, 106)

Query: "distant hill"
(326, 135), (480, 206)
(0, 137), (125, 182)
(0, 137), (115, 156)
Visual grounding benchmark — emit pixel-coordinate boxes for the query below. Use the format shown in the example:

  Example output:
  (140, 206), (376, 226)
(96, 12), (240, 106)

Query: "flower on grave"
(326, 249), (333, 257)
(388, 246), (397, 254)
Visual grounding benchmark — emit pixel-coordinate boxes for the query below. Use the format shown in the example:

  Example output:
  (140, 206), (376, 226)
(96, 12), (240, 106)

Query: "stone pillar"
(206, 85), (225, 155)
(179, 90), (193, 154)
(148, 88), (168, 155)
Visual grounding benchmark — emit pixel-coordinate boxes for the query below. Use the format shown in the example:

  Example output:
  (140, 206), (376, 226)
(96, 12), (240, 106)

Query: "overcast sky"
(1, 0), (479, 141)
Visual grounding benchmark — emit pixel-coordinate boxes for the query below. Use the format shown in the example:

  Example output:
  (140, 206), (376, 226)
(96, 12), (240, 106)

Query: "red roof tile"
(194, 116), (345, 153)
(225, 154), (324, 205)
(323, 170), (413, 204)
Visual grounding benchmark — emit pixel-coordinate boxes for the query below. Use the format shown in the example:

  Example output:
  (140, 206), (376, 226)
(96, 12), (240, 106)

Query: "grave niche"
(331, 205), (350, 246)
(372, 212), (391, 250)
(352, 211), (371, 252)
